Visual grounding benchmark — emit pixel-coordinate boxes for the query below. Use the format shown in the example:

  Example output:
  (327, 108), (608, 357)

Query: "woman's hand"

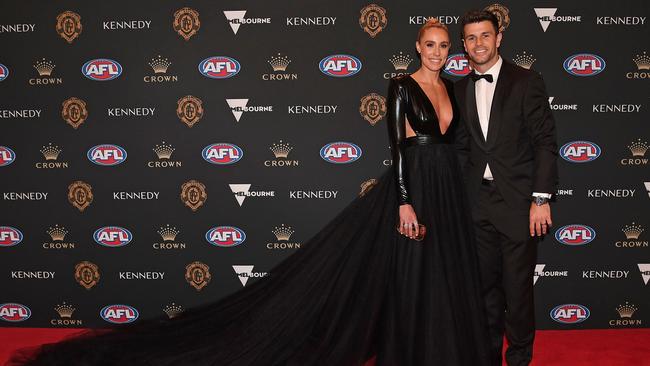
(399, 204), (419, 239)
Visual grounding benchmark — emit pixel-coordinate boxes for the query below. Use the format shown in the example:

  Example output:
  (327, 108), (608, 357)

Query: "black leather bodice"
(386, 75), (458, 205)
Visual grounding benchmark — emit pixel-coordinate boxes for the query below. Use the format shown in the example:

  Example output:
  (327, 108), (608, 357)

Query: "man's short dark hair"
(460, 10), (500, 39)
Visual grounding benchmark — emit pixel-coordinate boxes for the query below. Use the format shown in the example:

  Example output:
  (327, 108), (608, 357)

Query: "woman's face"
(416, 27), (450, 73)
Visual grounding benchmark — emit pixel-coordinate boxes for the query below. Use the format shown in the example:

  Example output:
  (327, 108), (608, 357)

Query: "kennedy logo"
(0, 303), (31, 322)
(202, 143), (243, 165)
(87, 144), (127, 166)
(408, 16), (460, 25)
(444, 54), (471, 76)
(0, 146), (16, 167)
(555, 224), (596, 246)
(205, 226), (246, 248)
(223, 10), (270, 34)
(627, 51), (650, 79)
(320, 142), (362, 164)
(82, 59), (122, 81)
(0, 226), (23, 247)
(359, 4), (387, 38)
(102, 19), (151, 30)
(229, 184), (275, 206)
(56, 11), (82, 43)
(232, 265), (268, 286)
(173, 7), (200, 41)
(226, 99), (273, 122)
(199, 56), (240, 79)
(359, 93), (387, 125)
(176, 95), (203, 128)
(0, 63), (8, 82)
(100, 305), (138, 324)
(638, 264), (650, 285)
(62, 97), (88, 129)
(551, 304), (590, 324)
(560, 141), (601, 163)
(564, 54), (605, 76)
(319, 55), (362, 77)
(534, 8), (582, 32)
(93, 226), (132, 247)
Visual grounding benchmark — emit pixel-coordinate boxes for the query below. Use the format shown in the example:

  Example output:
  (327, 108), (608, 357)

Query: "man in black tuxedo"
(454, 10), (558, 366)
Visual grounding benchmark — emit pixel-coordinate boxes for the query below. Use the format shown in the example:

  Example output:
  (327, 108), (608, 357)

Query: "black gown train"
(9, 75), (491, 366)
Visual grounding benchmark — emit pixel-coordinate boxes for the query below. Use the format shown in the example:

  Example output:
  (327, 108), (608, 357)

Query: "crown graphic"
(54, 302), (75, 318)
(633, 51), (650, 70)
(158, 224), (179, 241)
(153, 141), (175, 159)
(34, 58), (56, 76)
(41, 143), (62, 160)
(628, 139), (648, 157)
(389, 52), (413, 71)
(47, 225), (68, 241)
(268, 53), (291, 72)
(270, 140), (293, 158)
(616, 302), (637, 318)
(272, 224), (294, 241)
(163, 302), (184, 318)
(513, 51), (536, 70)
(623, 222), (644, 240)
(149, 55), (171, 74)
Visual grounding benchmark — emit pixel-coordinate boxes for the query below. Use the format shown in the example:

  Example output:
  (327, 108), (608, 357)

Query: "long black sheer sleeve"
(386, 78), (410, 205)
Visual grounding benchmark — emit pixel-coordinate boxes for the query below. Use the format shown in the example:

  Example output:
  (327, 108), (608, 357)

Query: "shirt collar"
(475, 56), (503, 80)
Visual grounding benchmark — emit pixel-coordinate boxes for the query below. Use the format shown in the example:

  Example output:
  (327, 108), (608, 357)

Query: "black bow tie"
(469, 72), (493, 83)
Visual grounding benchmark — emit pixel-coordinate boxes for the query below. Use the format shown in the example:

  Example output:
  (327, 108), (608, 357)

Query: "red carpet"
(1, 328), (649, 365)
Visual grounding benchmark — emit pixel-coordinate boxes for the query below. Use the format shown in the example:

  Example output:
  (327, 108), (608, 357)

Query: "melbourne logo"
(320, 142), (362, 164)
(226, 99), (273, 122)
(0, 303), (31, 322)
(555, 224), (596, 246)
(82, 59), (122, 81)
(87, 144), (127, 166)
(223, 10), (270, 34)
(232, 265), (268, 286)
(100, 305), (138, 324)
(560, 141), (601, 163)
(444, 54), (471, 76)
(205, 226), (246, 248)
(0, 146), (16, 166)
(198, 56), (240, 79)
(0, 64), (9, 82)
(229, 184), (275, 206)
(550, 304), (590, 324)
(534, 8), (582, 32)
(563, 54), (605, 76)
(202, 143), (243, 165)
(0, 226), (23, 247)
(319, 55), (362, 77)
(93, 226), (132, 247)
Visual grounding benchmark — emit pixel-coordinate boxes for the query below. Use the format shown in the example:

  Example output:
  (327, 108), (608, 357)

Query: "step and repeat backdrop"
(0, 0), (648, 330)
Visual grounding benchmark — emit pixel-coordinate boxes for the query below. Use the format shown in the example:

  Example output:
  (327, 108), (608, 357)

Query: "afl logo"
(0, 303), (31, 322)
(444, 54), (471, 76)
(87, 144), (127, 166)
(0, 226), (23, 247)
(0, 63), (9, 81)
(563, 54), (605, 76)
(205, 226), (246, 247)
(202, 143), (243, 165)
(555, 224), (596, 246)
(560, 141), (601, 163)
(93, 226), (133, 247)
(100, 304), (139, 324)
(82, 59), (122, 81)
(319, 55), (362, 77)
(0, 146), (16, 167)
(551, 304), (590, 324)
(198, 56), (240, 79)
(320, 142), (362, 164)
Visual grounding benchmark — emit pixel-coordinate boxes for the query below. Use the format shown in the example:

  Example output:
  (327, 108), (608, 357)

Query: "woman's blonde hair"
(417, 18), (449, 41)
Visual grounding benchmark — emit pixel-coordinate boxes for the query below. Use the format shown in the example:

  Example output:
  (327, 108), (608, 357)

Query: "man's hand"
(530, 203), (552, 237)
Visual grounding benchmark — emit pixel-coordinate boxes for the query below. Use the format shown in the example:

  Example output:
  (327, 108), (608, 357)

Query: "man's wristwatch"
(532, 196), (549, 206)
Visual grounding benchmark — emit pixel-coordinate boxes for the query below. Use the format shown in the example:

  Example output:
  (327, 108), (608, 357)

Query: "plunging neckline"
(406, 74), (453, 136)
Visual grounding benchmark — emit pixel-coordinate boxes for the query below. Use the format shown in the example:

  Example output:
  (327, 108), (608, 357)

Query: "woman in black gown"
(9, 19), (490, 366)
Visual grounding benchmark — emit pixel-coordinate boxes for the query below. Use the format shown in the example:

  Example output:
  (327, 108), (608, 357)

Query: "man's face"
(462, 21), (502, 67)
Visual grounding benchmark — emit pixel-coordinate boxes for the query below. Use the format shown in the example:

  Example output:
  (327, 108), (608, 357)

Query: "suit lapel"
(485, 61), (512, 149)
(464, 79), (487, 149)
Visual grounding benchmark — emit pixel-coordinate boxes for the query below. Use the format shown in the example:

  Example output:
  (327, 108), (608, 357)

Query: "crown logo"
(158, 224), (179, 241)
(513, 51), (536, 70)
(633, 51), (650, 70)
(40, 143), (62, 160)
(149, 55), (171, 74)
(34, 58), (56, 76)
(268, 53), (291, 72)
(623, 222), (644, 240)
(270, 140), (293, 158)
(163, 302), (184, 319)
(616, 302), (637, 318)
(54, 302), (75, 318)
(628, 139), (648, 157)
(272, 224), (294, 241)
(389, 52), (413, 71)
(153, 141), (175, 159)
(47, 225), (68, 241)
